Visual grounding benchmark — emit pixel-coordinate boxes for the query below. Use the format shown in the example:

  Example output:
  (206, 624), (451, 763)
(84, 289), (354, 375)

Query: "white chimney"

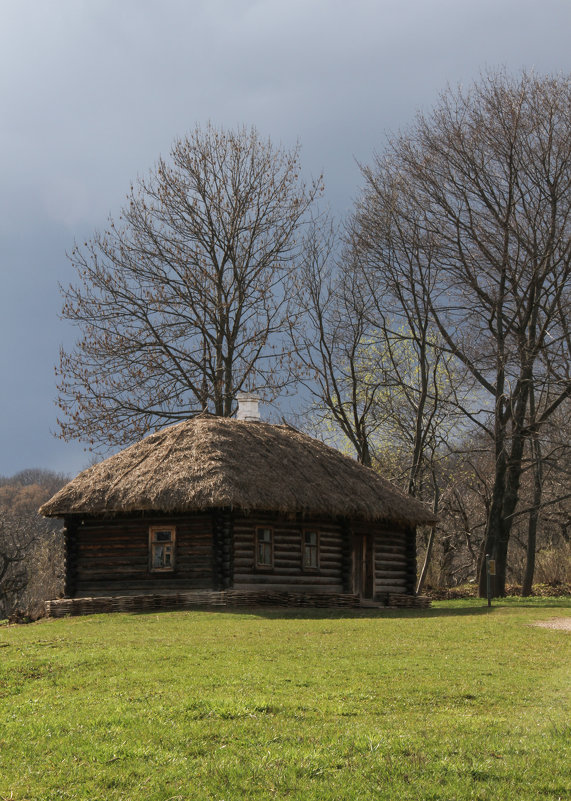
(236, 393), (260, 421)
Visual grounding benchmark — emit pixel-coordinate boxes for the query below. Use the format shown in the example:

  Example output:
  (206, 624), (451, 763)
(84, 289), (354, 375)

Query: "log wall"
(373, 523), (411, 598)
(62, 511), (417, 601)
(64, 521), (78, 598)
(232, 515), (345, 593)
(351, 520), (412, 599)
(67, 514), (214, 597)
(213, 509), (233, 590)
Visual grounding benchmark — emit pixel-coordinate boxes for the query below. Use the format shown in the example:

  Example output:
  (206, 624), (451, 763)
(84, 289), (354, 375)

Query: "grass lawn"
(1, 599), (570, 800)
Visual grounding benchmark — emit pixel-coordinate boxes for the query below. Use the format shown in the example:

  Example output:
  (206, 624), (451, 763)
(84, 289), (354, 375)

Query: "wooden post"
(340, 518), (352, 593)
(221, 509), (234, 590)
(212, 510), (223, 591)
(364, 534), (374, 599)
(213, 509), (234, 590)
(405, 526), (417, 596)
(64, 517), (78, 598)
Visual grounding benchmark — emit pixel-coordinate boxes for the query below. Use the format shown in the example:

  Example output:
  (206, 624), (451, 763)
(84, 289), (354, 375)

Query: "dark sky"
(1, 0), (570, 477)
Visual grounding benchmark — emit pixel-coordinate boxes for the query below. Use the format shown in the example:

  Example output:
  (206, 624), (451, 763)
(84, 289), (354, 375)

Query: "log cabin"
(40, 397), (435, 615)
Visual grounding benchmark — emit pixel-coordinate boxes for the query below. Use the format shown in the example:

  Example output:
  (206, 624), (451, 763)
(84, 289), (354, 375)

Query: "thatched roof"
(40, 416), (436, 526)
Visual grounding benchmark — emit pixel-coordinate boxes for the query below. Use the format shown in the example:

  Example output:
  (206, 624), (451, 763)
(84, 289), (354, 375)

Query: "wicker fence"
(45, 590), (430, 617)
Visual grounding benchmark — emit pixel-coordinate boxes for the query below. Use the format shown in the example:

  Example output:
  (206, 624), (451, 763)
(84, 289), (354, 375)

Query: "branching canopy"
(57, 124), (321, 448)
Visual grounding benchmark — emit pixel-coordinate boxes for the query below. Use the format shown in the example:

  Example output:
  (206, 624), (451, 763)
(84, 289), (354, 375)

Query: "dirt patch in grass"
(532, 617), (571, 631)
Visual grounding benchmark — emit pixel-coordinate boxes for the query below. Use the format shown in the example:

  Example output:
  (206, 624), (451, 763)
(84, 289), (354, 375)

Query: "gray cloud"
(1, 0), (570, 475)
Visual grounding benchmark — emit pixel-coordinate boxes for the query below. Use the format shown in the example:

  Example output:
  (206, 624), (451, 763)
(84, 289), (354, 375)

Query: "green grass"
(1, 601), (570, 800)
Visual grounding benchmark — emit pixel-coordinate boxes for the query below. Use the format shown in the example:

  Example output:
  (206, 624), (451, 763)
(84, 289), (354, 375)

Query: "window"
(149, 526), (176, 571)
(302, 530), (319, 570)
(256, 527), (273, 568)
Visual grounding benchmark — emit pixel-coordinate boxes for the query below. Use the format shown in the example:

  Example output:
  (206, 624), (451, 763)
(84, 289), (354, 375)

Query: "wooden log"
(233, 574), (342, 586)
(233, 557), (255, 568)
(375, 544), (407, 553)
(375, 584), (407, 593)
(374, 553), (408, 565)
(318, 546), (343, 556)
(231, 582), (345, 593)
(375, 569), (407, 579)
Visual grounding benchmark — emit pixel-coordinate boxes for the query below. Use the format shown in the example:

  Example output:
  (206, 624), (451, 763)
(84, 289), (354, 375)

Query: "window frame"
(302, 529), (320, 571)
(255, 526), (274, 570)
(149, 525), (176, 573)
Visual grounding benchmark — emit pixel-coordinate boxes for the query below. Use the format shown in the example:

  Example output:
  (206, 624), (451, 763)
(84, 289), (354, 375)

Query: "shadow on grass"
(127, 603), (508, 620)
(222, 601), (565, 619)
(38, 600), (568, 624)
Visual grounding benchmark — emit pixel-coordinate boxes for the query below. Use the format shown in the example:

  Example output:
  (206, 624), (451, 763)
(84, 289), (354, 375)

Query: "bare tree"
(0, 471), (67, 618)
(294, 219), (462, 598)
(57, 124), (321, 449)
(346, 170), (473, 591)
(353, 71), (571, 595)
(519, 395), (571, 594)
(0, 508), (54, 619)
(293, 222), (388, 466)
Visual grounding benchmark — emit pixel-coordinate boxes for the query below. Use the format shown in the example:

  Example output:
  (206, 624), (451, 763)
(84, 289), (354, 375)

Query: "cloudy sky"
(1, 0), (570, 478)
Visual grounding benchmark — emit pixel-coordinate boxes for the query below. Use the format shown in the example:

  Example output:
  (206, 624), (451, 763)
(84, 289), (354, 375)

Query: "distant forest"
(0, 469), (67, 619)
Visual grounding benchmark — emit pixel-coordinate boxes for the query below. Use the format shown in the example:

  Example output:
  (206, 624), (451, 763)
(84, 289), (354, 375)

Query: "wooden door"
(352, 532), (374, 599)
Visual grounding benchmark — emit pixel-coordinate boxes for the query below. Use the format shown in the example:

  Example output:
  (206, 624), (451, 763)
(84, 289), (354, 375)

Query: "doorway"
(352, 532), (374, 599)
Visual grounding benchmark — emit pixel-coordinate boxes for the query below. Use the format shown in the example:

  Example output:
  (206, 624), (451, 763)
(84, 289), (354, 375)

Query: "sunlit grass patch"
(0, 601), (569, 800)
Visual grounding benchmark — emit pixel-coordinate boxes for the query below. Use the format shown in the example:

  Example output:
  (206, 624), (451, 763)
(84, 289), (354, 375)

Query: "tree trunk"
(494, 388), (530, 594)
(522, 412), (543, 596)
(478, 447), (507, 597)
(479, 381), (530, 597)
(416, 471), (439, 595)
(359, 437), (372, 468)
(416, 525), (436, 594)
